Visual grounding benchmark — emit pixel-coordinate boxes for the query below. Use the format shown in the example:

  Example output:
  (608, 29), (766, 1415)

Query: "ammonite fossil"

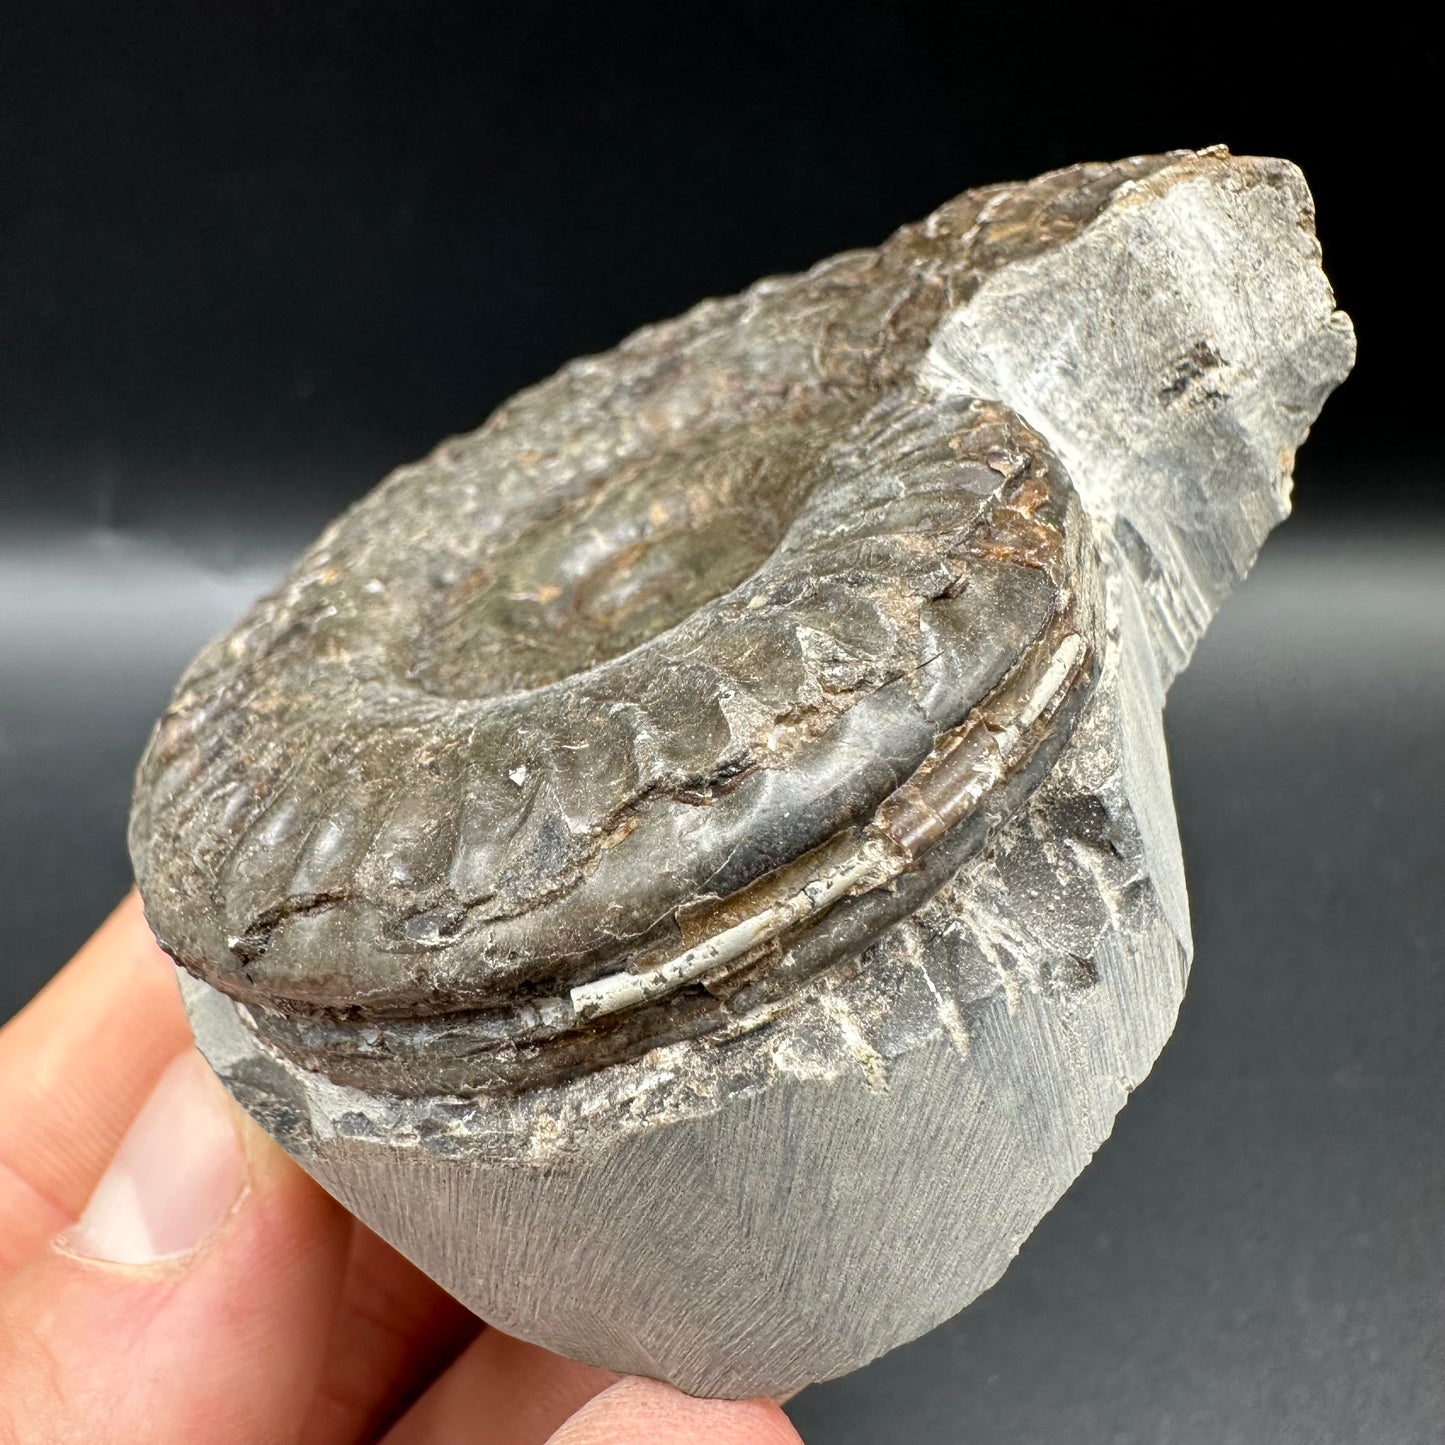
(130, 148), (1354, 1397)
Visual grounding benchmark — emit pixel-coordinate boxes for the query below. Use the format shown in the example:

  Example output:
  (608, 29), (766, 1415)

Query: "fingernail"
(61, 1050), (247, 1264)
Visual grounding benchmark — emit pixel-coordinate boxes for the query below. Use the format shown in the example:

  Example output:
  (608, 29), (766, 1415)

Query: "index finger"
(543, 1379), (804, 1445)
(0, 892), (193, 1275)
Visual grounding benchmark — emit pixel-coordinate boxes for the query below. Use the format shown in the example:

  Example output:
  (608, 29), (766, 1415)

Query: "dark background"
(2, 6), (1440, 1442)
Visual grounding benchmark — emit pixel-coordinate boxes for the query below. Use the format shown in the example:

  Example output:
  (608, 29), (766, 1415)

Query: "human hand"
(0, 895), (805, 1444)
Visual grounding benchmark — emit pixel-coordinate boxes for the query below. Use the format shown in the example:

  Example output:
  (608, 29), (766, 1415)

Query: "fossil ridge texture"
(131, 148), (1355, 1397)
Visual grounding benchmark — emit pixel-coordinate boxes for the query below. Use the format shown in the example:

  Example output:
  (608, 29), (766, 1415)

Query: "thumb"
(0, 1049), (349, 1444)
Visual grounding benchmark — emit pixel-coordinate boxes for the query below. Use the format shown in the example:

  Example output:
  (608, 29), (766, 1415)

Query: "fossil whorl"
(130, 155), (1155, 1090)
(130, 147), (1354, 1397)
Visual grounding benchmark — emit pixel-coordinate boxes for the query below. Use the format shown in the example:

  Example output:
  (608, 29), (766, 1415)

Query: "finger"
(2, 896), (479, 1443)
(0, 1048), (350, 1444)
(544, 1378), (804, 1445)
(300, 1225), (478, 1445)
(380, 1330), (616, 1445)
(0, 893), (192, 1276)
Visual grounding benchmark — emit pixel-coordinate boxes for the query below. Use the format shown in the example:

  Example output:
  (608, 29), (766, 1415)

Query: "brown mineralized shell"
(130, 159), (1128, 1092)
